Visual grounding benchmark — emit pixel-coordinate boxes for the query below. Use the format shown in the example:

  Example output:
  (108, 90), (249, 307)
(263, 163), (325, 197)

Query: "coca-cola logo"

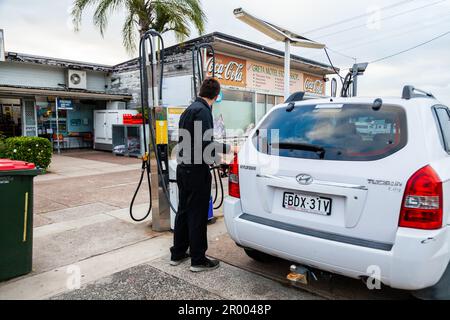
(206, 56), (245, 85)
(304, 78), (324, 94)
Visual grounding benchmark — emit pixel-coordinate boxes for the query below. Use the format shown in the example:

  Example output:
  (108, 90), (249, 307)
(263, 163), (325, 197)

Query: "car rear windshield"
(253, 103), (407, 161)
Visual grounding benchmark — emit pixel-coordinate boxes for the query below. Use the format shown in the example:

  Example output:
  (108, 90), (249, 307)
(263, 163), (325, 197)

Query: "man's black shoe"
(170, 253), (190, 266)
(190, 258), (220, 272)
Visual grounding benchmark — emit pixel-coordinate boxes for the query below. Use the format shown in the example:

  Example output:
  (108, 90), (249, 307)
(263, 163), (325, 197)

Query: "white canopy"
(233, 8), (325, 49)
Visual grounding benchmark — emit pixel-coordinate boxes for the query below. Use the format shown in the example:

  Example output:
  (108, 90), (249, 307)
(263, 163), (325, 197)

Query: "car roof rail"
(285, 91), (306, 103)
(402, 85), (435, 100)
(285, 91), (328, 103)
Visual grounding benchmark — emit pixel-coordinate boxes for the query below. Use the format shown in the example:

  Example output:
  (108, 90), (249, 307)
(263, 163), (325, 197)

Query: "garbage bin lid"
(0, 159), (36, 171)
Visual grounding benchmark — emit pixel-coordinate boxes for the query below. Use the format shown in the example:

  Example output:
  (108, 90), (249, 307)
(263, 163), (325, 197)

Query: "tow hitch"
(287, 265), (318, 285)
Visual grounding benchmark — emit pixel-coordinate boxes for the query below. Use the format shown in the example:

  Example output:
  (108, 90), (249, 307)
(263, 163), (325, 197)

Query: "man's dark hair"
(199, 78), (221, 100)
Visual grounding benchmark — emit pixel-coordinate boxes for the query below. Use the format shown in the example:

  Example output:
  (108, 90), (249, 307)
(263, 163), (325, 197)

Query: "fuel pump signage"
(155, 107), (169, 145)
(156, 120), (168, 145)
(168, 107), (185, 141)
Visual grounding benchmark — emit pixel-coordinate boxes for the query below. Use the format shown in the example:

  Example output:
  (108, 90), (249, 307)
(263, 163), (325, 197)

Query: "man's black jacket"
(177, 97), (230, 167)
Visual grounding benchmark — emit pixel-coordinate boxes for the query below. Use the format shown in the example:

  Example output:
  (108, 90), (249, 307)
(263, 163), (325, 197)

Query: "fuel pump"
(129, 30), (174, 231)
(341, 62), (369, 97)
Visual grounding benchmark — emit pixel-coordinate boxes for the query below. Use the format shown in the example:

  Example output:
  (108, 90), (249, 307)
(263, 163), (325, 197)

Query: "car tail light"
(399, 165), (443, 230)
(229, 153), (240, 198)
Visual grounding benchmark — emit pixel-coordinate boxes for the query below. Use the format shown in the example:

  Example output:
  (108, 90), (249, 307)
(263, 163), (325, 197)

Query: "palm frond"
(93, 0), (125, 36)
(71, 0), (98, 32)
(181, 0), (207, 34)
(122, 4), (138, 53)
(71, 0), (206, 54)
(152, 0), (206, 41)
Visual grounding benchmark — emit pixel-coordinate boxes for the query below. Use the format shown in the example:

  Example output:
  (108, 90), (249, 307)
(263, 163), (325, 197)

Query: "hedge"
(2, 137), (53, 170)
(0, 133), (6, 158)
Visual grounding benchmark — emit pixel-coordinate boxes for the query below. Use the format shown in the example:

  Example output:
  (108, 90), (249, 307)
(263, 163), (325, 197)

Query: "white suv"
(224, 86), (450, 299)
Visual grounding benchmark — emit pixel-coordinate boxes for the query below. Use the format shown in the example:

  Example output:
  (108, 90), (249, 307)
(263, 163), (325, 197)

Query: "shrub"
(0, 132), (6, 158)
(3, 137), (53, 170)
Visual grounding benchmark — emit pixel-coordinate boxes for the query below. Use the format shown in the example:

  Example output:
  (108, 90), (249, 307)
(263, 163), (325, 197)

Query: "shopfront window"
(213, 89), (255, 137)
(255, 94), (284, 125)
(35, 98), (96, 150)
(267, 95), (276, 111)
(256, 94), (266, 124)
(0, 98), (22, 137)
(275, 96), (285, 105)
(211, 90), (285, 138)
(36, 99), (67, 138)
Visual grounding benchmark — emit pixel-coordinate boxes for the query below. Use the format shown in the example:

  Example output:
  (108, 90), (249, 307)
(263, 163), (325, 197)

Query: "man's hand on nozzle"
(230, 145), (240, 154)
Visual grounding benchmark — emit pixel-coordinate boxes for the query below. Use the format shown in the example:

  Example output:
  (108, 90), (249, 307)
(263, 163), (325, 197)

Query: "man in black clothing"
(170, 78), (233, 272)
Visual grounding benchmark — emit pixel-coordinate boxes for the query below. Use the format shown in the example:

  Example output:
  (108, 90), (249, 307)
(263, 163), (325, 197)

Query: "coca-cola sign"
(206, 54), (246, 87)
(304, 77), (325, 95)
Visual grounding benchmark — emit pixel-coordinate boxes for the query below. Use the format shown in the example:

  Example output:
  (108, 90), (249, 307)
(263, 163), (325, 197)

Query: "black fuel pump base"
(157, 144), (169, 186)
(151, 144), (171, 232)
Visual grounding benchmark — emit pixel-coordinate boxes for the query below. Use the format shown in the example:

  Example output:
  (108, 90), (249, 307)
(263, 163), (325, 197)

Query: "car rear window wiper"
(271, 142), (326, 159)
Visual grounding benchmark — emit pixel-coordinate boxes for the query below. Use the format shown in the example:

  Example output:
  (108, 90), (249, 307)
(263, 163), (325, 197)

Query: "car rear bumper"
(224, 197), (450, 291)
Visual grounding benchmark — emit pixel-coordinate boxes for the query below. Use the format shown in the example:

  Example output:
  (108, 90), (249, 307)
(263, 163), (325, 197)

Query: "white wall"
(0, 61), (108, 92)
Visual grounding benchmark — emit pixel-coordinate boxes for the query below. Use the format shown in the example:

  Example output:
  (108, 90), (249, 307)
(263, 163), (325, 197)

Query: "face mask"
(211, 97), (218, 109)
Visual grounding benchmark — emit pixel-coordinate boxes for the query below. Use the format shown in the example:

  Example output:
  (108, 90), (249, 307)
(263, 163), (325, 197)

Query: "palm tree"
(71, 0), (206, 54)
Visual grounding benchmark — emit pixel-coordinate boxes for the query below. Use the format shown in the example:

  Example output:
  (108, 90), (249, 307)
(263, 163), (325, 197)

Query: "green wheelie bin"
(0, 159), (40, 281)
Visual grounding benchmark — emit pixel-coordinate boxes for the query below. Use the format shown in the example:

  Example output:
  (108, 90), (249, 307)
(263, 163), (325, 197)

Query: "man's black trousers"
(170, 165), (212, 265)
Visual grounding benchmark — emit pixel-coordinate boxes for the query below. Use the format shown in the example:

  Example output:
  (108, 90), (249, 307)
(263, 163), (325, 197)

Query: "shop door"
(94, 111), (107, 142)
(105, 112), (119, 143)
(22, 99), (37, 137)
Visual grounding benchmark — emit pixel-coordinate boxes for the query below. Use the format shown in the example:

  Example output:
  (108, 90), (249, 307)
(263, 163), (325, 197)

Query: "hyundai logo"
(296, 174), (313, 185)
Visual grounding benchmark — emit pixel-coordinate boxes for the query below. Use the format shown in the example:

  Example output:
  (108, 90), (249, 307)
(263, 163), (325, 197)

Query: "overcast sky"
(1, 0), (449, 102)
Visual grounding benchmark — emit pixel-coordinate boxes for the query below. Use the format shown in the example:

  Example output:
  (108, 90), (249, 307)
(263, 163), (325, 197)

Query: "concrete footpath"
(0, 151), (319, 300)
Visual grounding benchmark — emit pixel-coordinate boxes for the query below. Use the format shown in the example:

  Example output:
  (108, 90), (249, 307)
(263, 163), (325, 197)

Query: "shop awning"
(0, 85), (132, 101)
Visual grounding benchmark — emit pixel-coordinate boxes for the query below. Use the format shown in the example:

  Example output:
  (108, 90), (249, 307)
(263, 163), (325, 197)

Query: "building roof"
(0, 84), (131, 101)
(4, 51), (114, 73)
(114, 32), (337, 75)
(3, 32), (336, 75)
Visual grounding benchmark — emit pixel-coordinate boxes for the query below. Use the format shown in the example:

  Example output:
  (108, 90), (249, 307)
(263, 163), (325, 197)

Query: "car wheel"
(244, 248), (276, 263)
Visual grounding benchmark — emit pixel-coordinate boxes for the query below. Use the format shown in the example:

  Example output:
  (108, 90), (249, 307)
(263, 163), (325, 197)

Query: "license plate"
(283, 192), (332, 216)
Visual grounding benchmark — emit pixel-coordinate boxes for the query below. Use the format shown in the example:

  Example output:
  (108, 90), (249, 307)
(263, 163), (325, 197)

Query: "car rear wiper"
(272, 142), (326, 159)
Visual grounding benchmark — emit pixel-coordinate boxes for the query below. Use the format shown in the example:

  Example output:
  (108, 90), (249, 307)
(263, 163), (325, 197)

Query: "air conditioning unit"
(67, 69), (87, 90)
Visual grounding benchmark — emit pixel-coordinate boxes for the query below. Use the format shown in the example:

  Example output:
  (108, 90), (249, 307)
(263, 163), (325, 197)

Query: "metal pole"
(352, 69), (358, 97)
(150, 35), (170, 232)
(152, 36), (158, 105)
(55, 97), (60, 155)
(284, 40), (291, 101)
(203, 47), (208, 79)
